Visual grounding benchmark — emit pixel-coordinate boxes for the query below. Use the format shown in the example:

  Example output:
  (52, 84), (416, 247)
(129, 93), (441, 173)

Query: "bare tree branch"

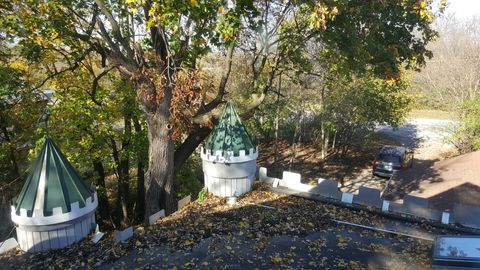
(93, 0), (135, 59)
(195, 40), (236, 119)
(82, 64), (117, 105)
(96, 17), (137, 73)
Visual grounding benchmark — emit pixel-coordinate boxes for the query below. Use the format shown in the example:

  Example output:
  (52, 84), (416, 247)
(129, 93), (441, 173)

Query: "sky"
(445, 0), (480, 19)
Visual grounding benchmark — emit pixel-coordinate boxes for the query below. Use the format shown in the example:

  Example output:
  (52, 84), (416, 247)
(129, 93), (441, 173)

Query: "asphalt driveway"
(342, 118), (457, 195)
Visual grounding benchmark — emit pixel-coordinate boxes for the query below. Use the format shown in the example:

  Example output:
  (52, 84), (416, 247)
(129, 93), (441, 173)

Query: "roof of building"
(203, 102), (256, 156)
(14, 138), (93, 217)
(397, 150), (480, 211)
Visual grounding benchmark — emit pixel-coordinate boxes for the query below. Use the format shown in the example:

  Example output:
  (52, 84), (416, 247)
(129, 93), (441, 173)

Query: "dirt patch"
(409, 110), (457, 120)
(257, 117), (460, 195)
(257, 138), (387, 186)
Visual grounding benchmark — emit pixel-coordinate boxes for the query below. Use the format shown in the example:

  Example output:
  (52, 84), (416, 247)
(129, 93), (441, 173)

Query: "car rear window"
(378, 154), (401, 163)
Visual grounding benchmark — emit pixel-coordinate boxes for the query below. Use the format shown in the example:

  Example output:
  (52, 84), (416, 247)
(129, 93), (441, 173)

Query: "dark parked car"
(372, 146), (414, 178)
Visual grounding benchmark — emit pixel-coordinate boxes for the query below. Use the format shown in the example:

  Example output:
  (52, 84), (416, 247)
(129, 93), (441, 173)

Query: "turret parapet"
(11, 192), (98, 226)
(200, 146), (258, 163)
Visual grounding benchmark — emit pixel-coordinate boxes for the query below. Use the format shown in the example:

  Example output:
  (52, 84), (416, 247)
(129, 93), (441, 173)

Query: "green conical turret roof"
(14, 138), (93, 217)
(204, 102), (256, 156)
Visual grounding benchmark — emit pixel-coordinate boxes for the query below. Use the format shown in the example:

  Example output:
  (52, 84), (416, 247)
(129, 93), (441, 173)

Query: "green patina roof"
(204, 102), (256, 155)
(15, 138), (93, 217)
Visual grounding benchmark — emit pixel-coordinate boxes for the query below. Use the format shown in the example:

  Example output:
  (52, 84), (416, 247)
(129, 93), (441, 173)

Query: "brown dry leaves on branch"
(133, 67), (162, 107)
(169, 70), (204, 140)
(132, 67), (211, 140)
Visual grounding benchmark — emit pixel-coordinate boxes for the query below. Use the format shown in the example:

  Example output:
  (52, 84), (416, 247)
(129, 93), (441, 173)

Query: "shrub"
(175, 155), (203, 200)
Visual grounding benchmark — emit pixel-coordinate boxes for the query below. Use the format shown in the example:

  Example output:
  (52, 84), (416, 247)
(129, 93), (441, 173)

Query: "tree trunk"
(324, 130), (330, 158)
(135, 160), (145, 222)
(319, 85), (326, 160)
(110, 137), (130, 227)
(133, 119), (145, 223)
(8, 146), (19, 178)
(289, 119), (299, 171)
(289, 103), (304, 170)
(134, 69), (176, 223)
(120, 116), (131, 222)
(119, 157), (130, 226)
(274, 113), (279, 163)
(340, 128), (352, 159)
(144, 112), (175, 220)
(320, 121), (326, 159)
(274, 74), (281, 166)
(1, 127), (20, 178)
(331, 130), (337, 153)
(173, 125), (212, 174)
(92, 159), (110, 225)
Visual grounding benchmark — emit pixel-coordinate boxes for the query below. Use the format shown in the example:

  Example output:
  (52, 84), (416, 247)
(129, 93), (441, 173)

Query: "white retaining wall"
(259, 166), (480, 230)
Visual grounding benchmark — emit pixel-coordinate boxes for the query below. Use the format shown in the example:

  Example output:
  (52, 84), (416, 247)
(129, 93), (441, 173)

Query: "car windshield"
(378, 154), (401, 163)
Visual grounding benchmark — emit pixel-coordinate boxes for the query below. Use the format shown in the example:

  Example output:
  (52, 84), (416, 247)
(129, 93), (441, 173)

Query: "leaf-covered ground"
(0, 182), (455, 269)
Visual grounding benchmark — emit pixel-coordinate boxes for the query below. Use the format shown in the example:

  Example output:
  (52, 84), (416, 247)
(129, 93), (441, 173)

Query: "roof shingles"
(203, 102), (256, 156)
(14, 138), (93, 217)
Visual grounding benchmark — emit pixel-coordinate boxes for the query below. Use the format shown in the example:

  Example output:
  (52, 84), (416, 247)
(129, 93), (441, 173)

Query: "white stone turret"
(11, 138), (97, 252)
(200, 102), (258, 197)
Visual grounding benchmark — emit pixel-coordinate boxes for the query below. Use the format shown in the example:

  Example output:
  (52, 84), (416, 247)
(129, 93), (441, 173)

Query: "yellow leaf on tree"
(9, 60), (28, 72)
(34, 35), (42, 45)
(146, 18), (156, 28)
(271, 257), (282, 263)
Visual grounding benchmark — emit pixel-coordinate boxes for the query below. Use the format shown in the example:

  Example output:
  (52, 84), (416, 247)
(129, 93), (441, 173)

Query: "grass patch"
(408, 110), (457, 120)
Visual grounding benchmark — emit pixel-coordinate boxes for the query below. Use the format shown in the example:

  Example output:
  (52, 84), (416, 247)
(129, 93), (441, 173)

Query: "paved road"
(342, 118), (457, 193)
(376, 118), (456, 160)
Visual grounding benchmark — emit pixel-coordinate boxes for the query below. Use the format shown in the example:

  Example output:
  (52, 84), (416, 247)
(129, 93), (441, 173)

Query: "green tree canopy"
(0, 0), (445, 218)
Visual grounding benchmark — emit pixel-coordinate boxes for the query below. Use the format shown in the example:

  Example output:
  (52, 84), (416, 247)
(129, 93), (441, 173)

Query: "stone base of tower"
(204, 174), (254, 197)
(15, 212), (96, 252)
(202, 158), (256, 197)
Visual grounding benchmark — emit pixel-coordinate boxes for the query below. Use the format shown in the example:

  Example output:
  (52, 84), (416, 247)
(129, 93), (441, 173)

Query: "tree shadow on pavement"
(376, 123), (423, 149)
(384, 149), (480, 213)
(383, 158), (442, 201)
(428, 182), (480, 212)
